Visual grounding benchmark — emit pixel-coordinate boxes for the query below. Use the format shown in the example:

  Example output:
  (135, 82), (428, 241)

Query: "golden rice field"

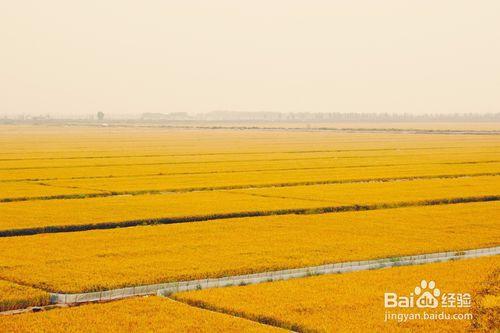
(0, 175), (498, 234)
(0, 280), (50, 312)
(0, 125), (498, 331)
(0, 297), (282, 333)
(42, 160), (500, 193)
(3, 159), (499, 201)
(175, 256), (500, 332)
(0, 202), (498, 293)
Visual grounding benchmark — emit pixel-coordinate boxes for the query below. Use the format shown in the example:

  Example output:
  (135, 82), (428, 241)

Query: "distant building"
(141, 112), (190, 121)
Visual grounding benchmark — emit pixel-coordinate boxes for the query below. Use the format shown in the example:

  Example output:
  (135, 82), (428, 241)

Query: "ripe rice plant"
(0, 280), (50, 312)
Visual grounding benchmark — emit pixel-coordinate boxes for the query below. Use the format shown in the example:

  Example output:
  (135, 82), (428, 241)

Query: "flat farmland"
(44, 160), (500, 192)
(0, 125), (498, 331)
(0, 174), (498, 234)
(2, 160), (499, 201)
(0, 145), (498, 180)
(0, 202), (497, 293)
(1, 148), (498, 172)
(1, 125), (497, 157)
(1, 128), (498, 201)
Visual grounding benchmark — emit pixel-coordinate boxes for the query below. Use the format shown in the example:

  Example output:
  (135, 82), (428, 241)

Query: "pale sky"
(1, 1), (499, 117)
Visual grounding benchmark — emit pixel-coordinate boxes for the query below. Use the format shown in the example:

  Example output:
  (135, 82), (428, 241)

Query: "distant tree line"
(141, 111), (500, 122)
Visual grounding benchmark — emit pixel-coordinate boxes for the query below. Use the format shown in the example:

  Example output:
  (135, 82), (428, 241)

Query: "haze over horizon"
(2, 1), (500, 118)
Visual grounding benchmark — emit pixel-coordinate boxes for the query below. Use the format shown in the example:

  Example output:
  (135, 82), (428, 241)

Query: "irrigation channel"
(47, 246), (500, 304)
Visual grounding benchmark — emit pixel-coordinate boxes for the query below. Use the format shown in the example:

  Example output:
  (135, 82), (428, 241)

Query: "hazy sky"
(1, 1), (499, 117)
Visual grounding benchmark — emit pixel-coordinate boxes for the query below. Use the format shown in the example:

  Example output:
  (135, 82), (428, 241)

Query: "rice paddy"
(0, 125), (498, 331)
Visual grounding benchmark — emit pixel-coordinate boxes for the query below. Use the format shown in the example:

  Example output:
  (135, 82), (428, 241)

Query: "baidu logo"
(384, 279), (470, 309)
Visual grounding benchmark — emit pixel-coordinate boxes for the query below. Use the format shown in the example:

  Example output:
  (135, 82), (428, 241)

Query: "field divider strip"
(1, 171), (499, 203)
(0, 194), (498, 237)
(46, 246), (500, 305)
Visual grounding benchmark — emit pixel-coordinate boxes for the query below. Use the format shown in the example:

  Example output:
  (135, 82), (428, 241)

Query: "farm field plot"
(1, 148), (499, 185)
(0, 181), (105, 201)
(0, 202), (497, 293)
(22, 158), (500, 193)
(0, 296), (282, 333)
(1, 147), (498, 171)
(1, 125), (497, 155)
(0, 190), (324, 232)
(0, 174), (498, 234)
(1, 128), (498, 201)
(0, 280), (50, 312)
(234, 175), (499, 204)
(0, 126), (498, 174)
(175, 256), (500, 333)
(4, 146), (497, 169)
(1, 160), (499, 202)
(3, 145), (494, 167)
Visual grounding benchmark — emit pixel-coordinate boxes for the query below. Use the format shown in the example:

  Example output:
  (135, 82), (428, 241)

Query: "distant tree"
(97, 111), (104, 120)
